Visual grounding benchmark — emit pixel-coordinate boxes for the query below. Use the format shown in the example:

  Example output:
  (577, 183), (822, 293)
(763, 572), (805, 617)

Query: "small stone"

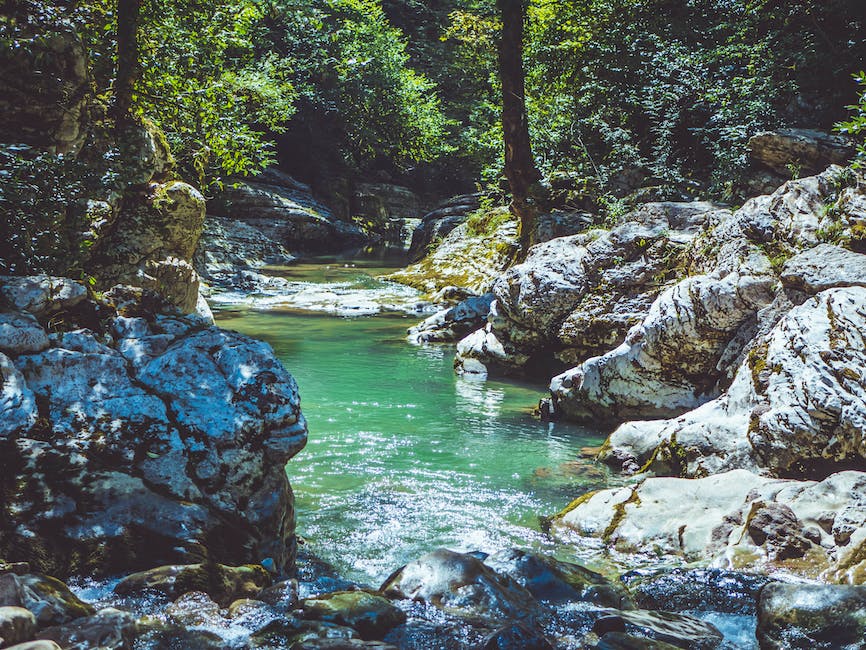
(0, 606), (37, 646)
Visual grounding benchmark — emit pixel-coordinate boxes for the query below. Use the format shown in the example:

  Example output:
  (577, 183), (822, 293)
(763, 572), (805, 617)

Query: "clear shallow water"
(214, 260), (613, 586)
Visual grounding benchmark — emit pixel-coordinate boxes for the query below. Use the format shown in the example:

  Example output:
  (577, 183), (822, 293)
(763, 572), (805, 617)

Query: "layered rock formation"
(0, 277), (307, 577)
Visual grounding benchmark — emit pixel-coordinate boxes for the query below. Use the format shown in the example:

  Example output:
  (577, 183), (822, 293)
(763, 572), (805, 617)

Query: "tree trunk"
(115, 0), (141, 124)
(498, 0), (541, 255)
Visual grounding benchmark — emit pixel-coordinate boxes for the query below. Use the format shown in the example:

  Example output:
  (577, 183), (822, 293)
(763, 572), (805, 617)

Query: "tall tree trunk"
(498, 0), (541, 255)
(115, 0), (141, 125)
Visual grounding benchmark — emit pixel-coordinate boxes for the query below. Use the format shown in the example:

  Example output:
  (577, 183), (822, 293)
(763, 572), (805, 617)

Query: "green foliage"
(837, 72), (866, 169)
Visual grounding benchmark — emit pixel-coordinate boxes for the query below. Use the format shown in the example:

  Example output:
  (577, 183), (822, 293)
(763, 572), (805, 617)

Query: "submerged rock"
(756, 582), (866, 649)
(301, 591), (406, 640)
(114, 563), (271, 607)
(0, 282), (307, 577)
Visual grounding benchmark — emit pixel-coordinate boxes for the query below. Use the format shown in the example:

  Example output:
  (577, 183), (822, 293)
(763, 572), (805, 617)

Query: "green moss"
(748, 343), (770, 394)
(464, 206), (513, 237)
(603, 488), (640, 543)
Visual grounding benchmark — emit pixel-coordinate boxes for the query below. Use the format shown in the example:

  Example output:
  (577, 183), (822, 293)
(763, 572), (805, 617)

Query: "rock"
(301, 591), (406, 640)
(0, 23), (90, 153)
(0, 313), (49, 356)
(482, 548), (631, 608)
(549, 166), (866, 423)
(781, 243), (866, 293)
(598, 287), (866, 478)
(226, 598), (280, 633)
(595, 610), (724, 649)
(0, 290), (307, 577)
(455, 202), (722, 378)
(163, 591), (223, 628)
(408, 293), (494, 344)
(3, 642), (62, 650)
(0, 573), (95, 627)
(479, 621), (554, 649)
(621, 568), (772, 614)
(0, 353), (37, 437)
(257, 579), (299, 612)
(208, 170), (365, 253)
(291, 640), (399, 650)
(115, 563), (271, 607)
(389, 213), (518, 296)
(592, 631), (689, 649)
(193, 215), (296, 286)
(380, 549), (538, 624)
(248, 618), (361, 648)
(36, 608), (136, 650)
(0, 276), (87, 316)
(90, 181), (206, 313)
(407, 194), (480, 262)
(749, 129), (855, 177)
(0, 606), (37, 646)
(131, 621), (227, 650)
(550, 469), (866, 581)
(756, 582), (866, 649)
(352, 182), (424, 245)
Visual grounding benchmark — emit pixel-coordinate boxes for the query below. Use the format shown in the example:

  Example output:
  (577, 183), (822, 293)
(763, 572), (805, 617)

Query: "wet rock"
(115, 564), (271, 607)
(291, 640), (398, 650)
(131, 621), (227, 650)
(756, 582), (866, 649)
(479, 621), (554, 649)
(248, 618), (360, 648)
(0, 289), (308, 577)
(456, 202), (721, 378)
(407, 194), (480, 262)
(226, 598), (279, 633)
(408, 293), (494, 344)
(380, 549), (538, 624)
(36, 608), (137, 650)
(0, 573), (94, 627)
(749, 129), (855, 176)
(597, 610), (724, 649)
(592, 631), (683, 649)
(301, 591), (406, 640)
(483, 548), (631, 608)
(257, 579), (299, 612)
(163, 591), (223, 628)
(621, 568), (771, 614)
(3, 642), (62, 650)
(550, 469), (866, 580)
(0, 606), (37, 646)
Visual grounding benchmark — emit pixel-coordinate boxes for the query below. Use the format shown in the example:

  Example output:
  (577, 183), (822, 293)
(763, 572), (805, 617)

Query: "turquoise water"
(215, 259), (611, 586)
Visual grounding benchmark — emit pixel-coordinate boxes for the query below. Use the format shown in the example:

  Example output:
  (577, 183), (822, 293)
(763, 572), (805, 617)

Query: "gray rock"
(114, 563), (271, 606)
(407, 194), (480, 262)
(408, 293), (494, 344)
(36, 608), (136, 650)
(749, 129), (855, 176)
(456, 202), (723, 378)
(781, 243), (866, 293)
(3, 641), (63, 650)
(596, 609), (724, 649)
(0, 289), (308, 577)
(551, 469), (866, 581)
(0, 573), (95, 627)
(756, 582), (866, 649)
(380, 549), (538, 624)
(0, 606), (37, 646)
(0, 276), (87, 316)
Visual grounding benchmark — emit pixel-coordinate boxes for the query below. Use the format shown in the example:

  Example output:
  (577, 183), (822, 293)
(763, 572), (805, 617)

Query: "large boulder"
(0, 281), (307, 577)
(550, 469), (866, 582)
(407, 293), (494, 344)
(549, 165), (864, 422)
(597, 286), (866, 478)
(455, 202), (721, 378)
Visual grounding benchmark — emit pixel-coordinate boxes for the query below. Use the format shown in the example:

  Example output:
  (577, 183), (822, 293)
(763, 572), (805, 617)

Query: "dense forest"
(3, 2), (866, 649)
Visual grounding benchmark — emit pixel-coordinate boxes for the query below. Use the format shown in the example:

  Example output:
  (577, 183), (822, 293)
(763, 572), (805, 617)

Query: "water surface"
(215, 259), (611, 586)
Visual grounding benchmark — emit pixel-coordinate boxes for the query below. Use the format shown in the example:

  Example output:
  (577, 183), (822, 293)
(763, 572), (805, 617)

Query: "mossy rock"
(301, 590), (406, 640)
